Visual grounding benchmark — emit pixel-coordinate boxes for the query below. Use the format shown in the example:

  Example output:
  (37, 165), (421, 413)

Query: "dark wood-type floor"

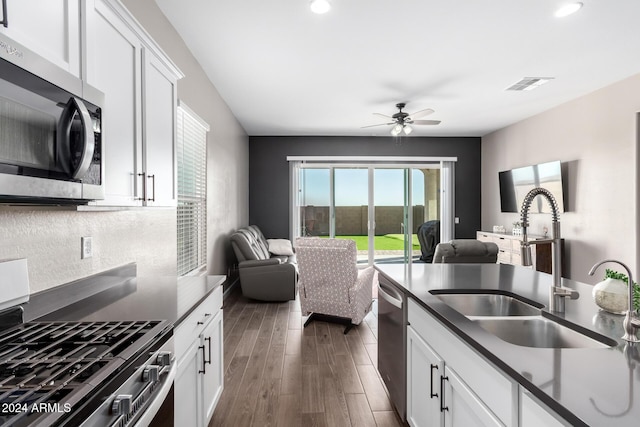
(210, 286), (404, 427)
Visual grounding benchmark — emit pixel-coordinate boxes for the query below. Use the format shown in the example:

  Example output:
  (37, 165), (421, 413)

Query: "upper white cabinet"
(0, 0), (81, 77)
(85, 0), (142, 206)
(83, 0), (182, 207)
(142, 49), (177, 206)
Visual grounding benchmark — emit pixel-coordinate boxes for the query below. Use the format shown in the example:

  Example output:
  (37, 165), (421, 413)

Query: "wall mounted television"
(499, 160), (565, 214)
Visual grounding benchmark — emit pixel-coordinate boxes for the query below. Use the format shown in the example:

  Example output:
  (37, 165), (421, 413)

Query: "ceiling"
(155, 0), (640, 137)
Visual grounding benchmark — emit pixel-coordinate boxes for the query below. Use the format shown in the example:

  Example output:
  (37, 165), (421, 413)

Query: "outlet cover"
(81, 237), (93, 259)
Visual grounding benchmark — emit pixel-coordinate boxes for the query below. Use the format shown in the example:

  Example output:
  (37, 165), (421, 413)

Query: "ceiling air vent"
(506, 77), (554, 91)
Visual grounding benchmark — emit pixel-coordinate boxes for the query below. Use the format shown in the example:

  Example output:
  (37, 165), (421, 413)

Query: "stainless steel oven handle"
(58, 97), (95, 180)
(133, 363), (176, 427)
(378, 283), (403, 309)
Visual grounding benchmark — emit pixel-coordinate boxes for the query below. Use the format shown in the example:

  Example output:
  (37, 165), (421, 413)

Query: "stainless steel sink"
(433, 293), (542, 317)
(471, 316), (617, 349)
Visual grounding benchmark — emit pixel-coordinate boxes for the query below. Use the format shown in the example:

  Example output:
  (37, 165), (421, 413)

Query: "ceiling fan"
(362, 102), (441, 136)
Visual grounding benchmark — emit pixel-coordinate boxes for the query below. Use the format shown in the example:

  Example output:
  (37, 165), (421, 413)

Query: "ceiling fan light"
(555, 2), (583, 18)
(391, 124), (403, 136)
(403, 125), (413, 135)
(310, 0), (331, 14)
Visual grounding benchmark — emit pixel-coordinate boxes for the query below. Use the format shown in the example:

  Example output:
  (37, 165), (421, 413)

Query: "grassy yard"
(325, 234), (420, 251)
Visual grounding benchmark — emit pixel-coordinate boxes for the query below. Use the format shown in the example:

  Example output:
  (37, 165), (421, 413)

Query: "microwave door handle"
(1, 0), (7, 27)
(58, 97), (95, 180)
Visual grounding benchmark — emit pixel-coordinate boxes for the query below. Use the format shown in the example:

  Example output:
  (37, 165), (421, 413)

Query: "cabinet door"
(201, 311), (224, 424)
(520, 391), (568, 427)
(443, 367), (503, 427)
(142, 48), (177, 206)
(85, 0), (143, 205)
(0, 0), (80, 76)
(175, 340), (203, 427)
(407, 326), (444, 427)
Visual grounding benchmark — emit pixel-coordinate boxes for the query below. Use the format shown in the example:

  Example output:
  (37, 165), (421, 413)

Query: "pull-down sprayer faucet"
(520, 187), (578, 313)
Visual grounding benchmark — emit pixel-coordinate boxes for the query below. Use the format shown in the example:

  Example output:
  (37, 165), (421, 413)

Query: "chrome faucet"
(589, 260), (640, 343)
(520, 187), (578, 313)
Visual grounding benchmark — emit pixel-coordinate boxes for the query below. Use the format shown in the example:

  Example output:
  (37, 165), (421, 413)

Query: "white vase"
(592, 278), (628, 315)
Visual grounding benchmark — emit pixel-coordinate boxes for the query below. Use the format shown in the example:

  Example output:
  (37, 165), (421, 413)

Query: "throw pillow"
(267, 239), (294, 256)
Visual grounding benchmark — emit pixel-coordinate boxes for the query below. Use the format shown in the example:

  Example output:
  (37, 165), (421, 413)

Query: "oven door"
(77, 336), (176, 427)
(135, 374), (175, 427)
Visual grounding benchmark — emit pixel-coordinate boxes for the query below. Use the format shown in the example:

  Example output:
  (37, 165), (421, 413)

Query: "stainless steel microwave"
(0, 35), (104, 203)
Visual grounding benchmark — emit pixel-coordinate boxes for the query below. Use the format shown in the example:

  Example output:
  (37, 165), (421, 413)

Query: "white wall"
(121, 0), (249, 276)
(482, 73), (640, 283)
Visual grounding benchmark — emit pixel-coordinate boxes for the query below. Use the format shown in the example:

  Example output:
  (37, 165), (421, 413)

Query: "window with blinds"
(177, 103), (209, 276)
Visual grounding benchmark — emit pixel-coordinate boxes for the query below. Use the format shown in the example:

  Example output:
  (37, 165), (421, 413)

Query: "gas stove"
(0, 318), (174, 426)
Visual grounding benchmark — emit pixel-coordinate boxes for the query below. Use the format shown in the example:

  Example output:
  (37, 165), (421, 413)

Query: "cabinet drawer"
(510, 252), (522, 266)
(493, 236), (511, 251)
(497, 250), (511, 264)
(510, 239), (521, 252)
(408, 299), (516, 426)
(477, 232), (492, 243)
(176, 286), (223, 363)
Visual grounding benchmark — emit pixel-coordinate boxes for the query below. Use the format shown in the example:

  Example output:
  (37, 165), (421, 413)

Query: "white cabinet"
(520, 390), (569, 427)
(200, 310), (224, 422)
(0, 0), (81, 76)
(85, 0), (142, 205)
(84, 0), (181, 207)
(407, 325), (443, 427)
(175, 285), (224, 427)
(174, 339), (201, 427)
(141, 49), (177, 206)
(443, 367), (503, 427)
(407, 299), (517, 427)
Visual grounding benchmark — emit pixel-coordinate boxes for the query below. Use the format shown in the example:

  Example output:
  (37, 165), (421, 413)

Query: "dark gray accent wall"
(249, 136), (481, 240)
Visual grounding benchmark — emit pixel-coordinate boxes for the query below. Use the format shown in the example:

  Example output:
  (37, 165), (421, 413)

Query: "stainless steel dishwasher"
(377, 274), (407, 421)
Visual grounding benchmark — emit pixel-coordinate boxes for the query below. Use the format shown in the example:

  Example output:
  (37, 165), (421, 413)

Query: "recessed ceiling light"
(310, 0), (331, 14)
(555, 2), (583, 18)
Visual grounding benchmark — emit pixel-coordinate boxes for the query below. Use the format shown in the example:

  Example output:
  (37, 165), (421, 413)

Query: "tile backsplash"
(0, 207), (177, 293)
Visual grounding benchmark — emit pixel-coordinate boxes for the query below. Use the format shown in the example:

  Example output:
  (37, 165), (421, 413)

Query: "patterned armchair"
(295, 238), (376, 334)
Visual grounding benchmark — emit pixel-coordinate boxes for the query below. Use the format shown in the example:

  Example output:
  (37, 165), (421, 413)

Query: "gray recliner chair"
(230, 225), (297, 301)
(433, 239), (499, 264)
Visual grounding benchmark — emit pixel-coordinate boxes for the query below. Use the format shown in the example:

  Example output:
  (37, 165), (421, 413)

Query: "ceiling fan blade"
(373, 113), (394, 120)
(412, 119), (441, 125)
(408, 108), (435, 120)
(361, 122), (394, 128)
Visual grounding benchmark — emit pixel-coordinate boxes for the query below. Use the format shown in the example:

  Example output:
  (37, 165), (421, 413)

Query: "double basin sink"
(431, 291), (617, 349)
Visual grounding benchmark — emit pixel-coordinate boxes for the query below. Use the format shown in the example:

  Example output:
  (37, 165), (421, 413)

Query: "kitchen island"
(376, 262), (640, 427)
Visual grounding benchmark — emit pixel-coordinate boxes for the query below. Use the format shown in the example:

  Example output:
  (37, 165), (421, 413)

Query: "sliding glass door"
(292, 159), (453, 266)
(372, 168), (410, 264)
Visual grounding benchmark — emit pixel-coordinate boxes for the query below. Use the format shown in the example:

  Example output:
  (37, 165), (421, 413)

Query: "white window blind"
(177, 103), (209, 276)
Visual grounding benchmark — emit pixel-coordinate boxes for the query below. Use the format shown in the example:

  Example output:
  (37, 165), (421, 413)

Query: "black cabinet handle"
(137, 172), (147, 201)
(205, 337), (212, 365)
(430, 364), (439, 398)
(1, 0), (7, 28)
(440, 375), (449, 413)
(198, 345), (206, 374)
(147, 174), (155, 202)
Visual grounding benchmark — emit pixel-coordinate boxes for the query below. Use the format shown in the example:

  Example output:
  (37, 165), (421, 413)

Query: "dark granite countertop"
(23, 263), (225, 327)
(375, 263), (640, 427)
